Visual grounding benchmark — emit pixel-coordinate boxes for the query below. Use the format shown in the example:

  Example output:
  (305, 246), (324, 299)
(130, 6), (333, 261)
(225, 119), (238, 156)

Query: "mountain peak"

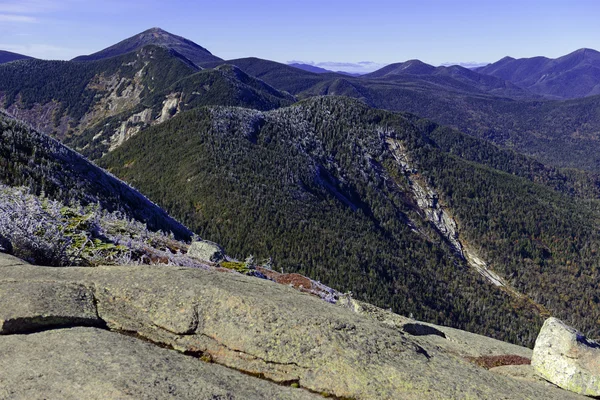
(363, 59), (437, 78)
(567, 48), (600, 60)
(72, 28), (222, 65)
(572, 47), (599, 54)
(498, 56), (515, 62)
(142, 27), (175, 37)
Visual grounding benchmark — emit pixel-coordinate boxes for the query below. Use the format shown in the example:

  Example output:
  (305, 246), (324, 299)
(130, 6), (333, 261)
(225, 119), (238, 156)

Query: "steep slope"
(0, 45), (198, 140)
(275, 71), (600, 173)
(0, 110), (191, 240)
(357, 83), (600, 172)
(0, 47), (295, 159)
(0, 50), (32, 64)
(198, 55), (600, 173)
(65, 64), (295, 160)
(101, 96), (600, 347)
(73, 27), (222, 65)
(478, 48), (600, 99)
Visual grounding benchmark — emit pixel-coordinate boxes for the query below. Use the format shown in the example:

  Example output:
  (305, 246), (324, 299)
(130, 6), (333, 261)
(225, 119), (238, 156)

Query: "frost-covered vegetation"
(0, 110), (191, 239)
(0, 184), (206, 268)
(0, 110), (202, 267)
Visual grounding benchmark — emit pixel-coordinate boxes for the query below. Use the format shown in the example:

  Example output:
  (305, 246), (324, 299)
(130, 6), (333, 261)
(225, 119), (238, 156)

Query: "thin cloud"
(439, 61), (489, 69)
(0, 43), (85, 59)
(0, 0), (62, 14)
(0, 14), (37, 23)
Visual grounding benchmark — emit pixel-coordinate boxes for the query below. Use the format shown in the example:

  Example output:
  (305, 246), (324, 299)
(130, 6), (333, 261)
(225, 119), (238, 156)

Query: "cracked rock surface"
(0, 327), (316, 400)
(0, 255), (586, 399)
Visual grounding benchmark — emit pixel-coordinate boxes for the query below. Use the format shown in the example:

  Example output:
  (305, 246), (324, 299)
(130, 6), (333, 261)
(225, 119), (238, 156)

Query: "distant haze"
(287, 60), (385, 74)
(439, 62), (489, 69)
(290, 61), (491, 74)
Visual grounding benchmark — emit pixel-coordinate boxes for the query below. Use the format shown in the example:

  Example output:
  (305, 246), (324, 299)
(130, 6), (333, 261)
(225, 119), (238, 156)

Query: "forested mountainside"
(0, 46), (293, 160)
(101, 96), (600, 347)
(0, 110), (190, 240)
(201, 56), (531, 100)
(0, 45), (198, 140)
(68, 64), (295, 160)
(202, 57), (600, 173)
(4, 27), (600, 350)
(361, 59), (533, 99)
(5, 40), (600, 175)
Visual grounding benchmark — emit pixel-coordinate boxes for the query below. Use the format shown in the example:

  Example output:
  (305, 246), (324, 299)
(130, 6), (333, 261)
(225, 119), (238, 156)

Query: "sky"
(0, 0), (599, 73)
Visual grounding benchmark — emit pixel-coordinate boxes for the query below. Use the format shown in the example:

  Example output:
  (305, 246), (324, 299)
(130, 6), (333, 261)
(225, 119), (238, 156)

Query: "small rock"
(532, 317), (600, 396)
(187, 240), (225, 262)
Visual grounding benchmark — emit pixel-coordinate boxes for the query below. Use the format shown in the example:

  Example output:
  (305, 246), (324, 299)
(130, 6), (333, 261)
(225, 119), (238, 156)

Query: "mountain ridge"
(477, 48), (600, 99)
(0, 50), (32, 64)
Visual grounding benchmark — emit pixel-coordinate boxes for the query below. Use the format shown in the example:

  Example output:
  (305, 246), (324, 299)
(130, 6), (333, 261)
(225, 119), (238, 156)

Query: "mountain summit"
(72, 27), (222, 65)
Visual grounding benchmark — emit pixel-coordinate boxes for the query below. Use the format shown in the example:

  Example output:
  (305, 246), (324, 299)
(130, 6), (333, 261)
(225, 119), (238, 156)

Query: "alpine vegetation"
(0, 110), (192, 239)
(0, 184), (206, 268)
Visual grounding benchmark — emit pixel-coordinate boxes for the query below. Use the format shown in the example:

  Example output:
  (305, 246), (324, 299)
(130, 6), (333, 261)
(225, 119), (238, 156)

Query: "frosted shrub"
(0, 186), (71, 265)
(0, 184), (208, 268)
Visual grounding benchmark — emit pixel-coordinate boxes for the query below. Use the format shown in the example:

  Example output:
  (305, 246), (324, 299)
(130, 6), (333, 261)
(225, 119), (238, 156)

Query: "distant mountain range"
(0, 50), (32, 64)
(477, 48), (600, 99)
(72, 27), (222, 66)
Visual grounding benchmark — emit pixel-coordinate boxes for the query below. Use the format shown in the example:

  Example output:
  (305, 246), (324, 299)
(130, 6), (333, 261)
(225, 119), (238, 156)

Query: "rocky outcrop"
(532, 317), (600, 396)
(107, 108), (153, 152)
(386, 138), (463, 255)
(159, 93), (181, 123)
(0, 254), (586, 399)
(187, 240), (225, 262)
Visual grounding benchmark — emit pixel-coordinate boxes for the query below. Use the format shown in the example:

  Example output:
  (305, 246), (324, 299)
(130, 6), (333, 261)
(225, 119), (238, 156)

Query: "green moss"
(220, 261), (251, 274)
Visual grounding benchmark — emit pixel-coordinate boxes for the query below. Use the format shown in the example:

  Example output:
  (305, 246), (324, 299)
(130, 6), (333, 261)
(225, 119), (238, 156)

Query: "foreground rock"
(187, 240), (225, 262)
(0, 281), (100, 333)
(532, 317), (600, 396)
(0, 255), (586, 399)
(0, 327), (316, 400)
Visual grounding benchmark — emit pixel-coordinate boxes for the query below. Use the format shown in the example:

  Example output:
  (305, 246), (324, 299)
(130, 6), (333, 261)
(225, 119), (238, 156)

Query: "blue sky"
(0, 0), (598, 73)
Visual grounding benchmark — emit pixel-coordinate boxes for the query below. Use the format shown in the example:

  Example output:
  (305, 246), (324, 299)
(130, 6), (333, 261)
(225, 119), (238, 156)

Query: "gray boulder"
(532, 317), (600, 396)
(0, 258), (587, 399)
(187, 240), (225, 262)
